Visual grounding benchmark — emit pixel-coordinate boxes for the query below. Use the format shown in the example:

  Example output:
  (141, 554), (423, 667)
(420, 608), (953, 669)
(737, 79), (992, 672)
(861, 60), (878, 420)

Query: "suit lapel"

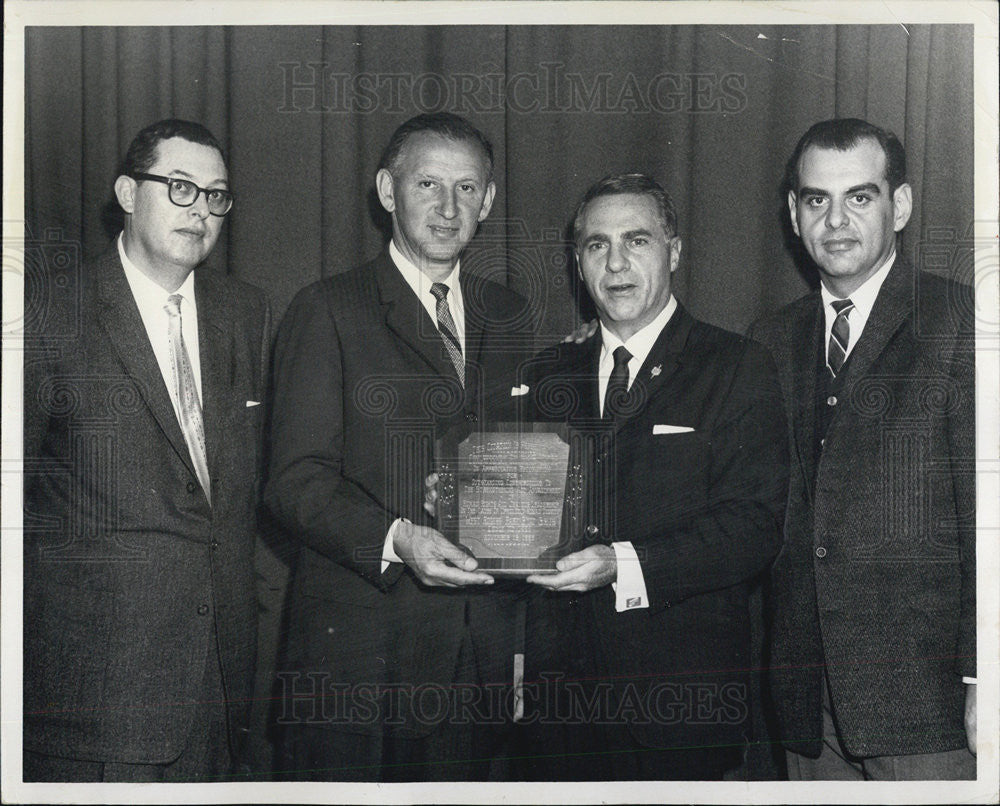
(606, 302), (693, 432)
(195, 270), (231, 494)
(787, 295), (822, 502)
(839, 257), (912, 385)
(376, 251), (459, 383)
(579, 336), (604, 420)
(94, 250), (196, 479)
(460, 271), (487, 396)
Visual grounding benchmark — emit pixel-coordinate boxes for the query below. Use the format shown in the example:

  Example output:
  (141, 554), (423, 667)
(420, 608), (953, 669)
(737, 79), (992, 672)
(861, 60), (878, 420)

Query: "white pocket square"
(652, 424), (694, 435)
(246, 400), (261, 408)
(511, 384), (529, 397)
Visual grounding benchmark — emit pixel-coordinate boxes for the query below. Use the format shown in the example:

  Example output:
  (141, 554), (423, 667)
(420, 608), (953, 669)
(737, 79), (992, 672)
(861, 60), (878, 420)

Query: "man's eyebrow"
(581, 233), (610, 245)
(414, 171), (481, 185)
(167, 169), (229, 187)
(622, 228), (654, 240)
(797, 183), (882, 197)
(846, 182), (881, 196)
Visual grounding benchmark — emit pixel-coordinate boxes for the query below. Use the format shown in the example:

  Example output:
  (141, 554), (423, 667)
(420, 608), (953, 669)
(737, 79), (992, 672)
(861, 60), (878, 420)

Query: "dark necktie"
(430, 282), (464, 386)
(164, 294), (211, 504)
(827, 298), (855, 377)
(603, 345), (632, 419)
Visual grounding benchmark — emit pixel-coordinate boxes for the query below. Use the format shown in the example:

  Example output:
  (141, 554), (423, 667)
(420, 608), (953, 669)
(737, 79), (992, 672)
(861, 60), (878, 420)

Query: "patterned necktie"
(430, 282), (464, 386)
(164, 294), (211, 504)
(827, 298), (855, 377)
(603, 346), (632, 419)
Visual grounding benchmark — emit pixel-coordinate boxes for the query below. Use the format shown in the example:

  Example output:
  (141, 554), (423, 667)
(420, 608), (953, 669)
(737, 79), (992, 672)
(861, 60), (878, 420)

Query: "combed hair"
(122, 119), (226, 177)
(785, 118), (907, 194)
(377, 112), (494, 181)
(572, 173), (678, 245)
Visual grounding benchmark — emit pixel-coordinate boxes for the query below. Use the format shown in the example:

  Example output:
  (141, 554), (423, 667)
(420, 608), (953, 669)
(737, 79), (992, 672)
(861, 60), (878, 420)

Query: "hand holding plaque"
(435, 423), (582, 575)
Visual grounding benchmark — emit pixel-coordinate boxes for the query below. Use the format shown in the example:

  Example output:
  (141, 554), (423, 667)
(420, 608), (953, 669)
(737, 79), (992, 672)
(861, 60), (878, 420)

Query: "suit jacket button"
(197, 604), (209, 615)
(186, 481), (198, 494)
(826, 396), (837, 406)
(586, 525), (599, 536)
(211, 540), (220, 551)
(465, 412), (478, 423)
(815, 546), (827, 558)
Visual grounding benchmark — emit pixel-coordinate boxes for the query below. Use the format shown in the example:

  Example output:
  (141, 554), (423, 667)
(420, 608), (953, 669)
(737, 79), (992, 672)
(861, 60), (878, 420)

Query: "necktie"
(603, 346), (632, 419)
(430, 282), (464, 386)
(164, 294), (211, 504)
(827, 298), (855, 377)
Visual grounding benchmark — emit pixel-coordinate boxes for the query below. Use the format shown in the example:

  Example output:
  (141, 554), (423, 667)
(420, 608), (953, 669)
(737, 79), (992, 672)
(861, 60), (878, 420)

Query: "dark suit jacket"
(265, 249), (534, 738)
(23, 247), (270, 764)
(521, 303), (788, 751)
(751, 258), (976, 758)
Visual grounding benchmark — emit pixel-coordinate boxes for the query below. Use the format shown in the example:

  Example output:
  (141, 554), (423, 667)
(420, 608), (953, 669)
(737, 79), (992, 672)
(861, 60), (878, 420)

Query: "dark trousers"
(276, 626), (516, 781)
(515, 590), (740, 781)
(513, 706), (738, 781)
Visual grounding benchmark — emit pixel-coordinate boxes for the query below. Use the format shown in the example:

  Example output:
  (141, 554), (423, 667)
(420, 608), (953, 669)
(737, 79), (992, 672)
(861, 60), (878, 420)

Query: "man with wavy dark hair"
(515, 172), (788, 780)
(753, 117), (976, 779)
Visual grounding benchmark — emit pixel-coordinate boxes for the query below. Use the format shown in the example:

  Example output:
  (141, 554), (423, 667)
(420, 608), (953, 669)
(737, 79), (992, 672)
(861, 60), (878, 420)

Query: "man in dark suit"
(516, 173), (788, 780)
(23, 119), (270, 781)
(265, 113), (535, 781)
(751, 118), (976, 779)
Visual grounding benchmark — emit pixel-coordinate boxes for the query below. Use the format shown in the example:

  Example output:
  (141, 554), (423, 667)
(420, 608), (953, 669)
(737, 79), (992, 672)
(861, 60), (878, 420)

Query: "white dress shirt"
(118, 235), (203, 425)
(598, 296), (679, 611)
(820, 250), (895, 370)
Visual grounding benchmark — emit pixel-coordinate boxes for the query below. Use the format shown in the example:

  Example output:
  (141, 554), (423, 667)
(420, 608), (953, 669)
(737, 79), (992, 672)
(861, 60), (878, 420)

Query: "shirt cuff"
(962, 677), (977, 685)
(611, 541), (649, 612)
(381, 518), (407, 573)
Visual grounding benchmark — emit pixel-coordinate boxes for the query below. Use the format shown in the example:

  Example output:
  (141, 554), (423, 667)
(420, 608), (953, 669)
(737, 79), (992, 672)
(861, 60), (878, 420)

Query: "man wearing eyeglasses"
(23, 119), (270, 782)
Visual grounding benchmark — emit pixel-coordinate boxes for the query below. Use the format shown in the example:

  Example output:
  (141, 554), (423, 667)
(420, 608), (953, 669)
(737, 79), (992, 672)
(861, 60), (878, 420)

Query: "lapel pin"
(650, 365), (662, 378)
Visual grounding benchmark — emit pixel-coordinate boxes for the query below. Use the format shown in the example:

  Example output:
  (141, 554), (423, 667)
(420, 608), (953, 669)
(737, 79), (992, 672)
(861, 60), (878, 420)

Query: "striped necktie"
(430, 282), (464, 386)
(164, 294), (211, 504)
(827, 298), (855, 377)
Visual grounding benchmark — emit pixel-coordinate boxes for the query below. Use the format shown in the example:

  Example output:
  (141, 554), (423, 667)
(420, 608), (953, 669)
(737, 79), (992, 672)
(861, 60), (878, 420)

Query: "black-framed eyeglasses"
(132, 172), (234, 216)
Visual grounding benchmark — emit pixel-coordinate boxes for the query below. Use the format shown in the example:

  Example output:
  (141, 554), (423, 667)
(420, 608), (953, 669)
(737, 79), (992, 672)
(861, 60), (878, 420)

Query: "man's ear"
(787, 190), (800, 237)
(478, 181), (496, 223)
(668, 236), (682, 273)
(375, 168), (395, 214)
(892, 182), (913, 232)
(114, 175), (137, 214)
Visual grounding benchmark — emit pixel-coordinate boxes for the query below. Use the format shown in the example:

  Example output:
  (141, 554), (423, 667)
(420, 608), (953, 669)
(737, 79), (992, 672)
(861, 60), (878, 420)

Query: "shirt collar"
(389, 239), (461, 296)
(600, 295), (678, 368)
(118, 233), (197, 305)
(820, 249), (895, 320)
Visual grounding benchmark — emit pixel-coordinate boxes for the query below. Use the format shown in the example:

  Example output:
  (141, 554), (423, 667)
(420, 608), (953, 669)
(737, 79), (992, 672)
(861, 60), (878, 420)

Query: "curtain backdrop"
(23, 23), (975, 777)
(26, 24), (974, 338)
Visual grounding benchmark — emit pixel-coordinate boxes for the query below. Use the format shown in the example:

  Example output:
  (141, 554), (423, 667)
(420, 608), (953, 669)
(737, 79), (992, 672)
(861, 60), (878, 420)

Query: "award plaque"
(435, 423), (580, 575)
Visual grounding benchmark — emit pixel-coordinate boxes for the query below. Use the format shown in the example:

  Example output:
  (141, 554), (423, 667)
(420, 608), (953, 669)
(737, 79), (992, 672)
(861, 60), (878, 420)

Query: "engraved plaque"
(436, 423), (579, 575)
